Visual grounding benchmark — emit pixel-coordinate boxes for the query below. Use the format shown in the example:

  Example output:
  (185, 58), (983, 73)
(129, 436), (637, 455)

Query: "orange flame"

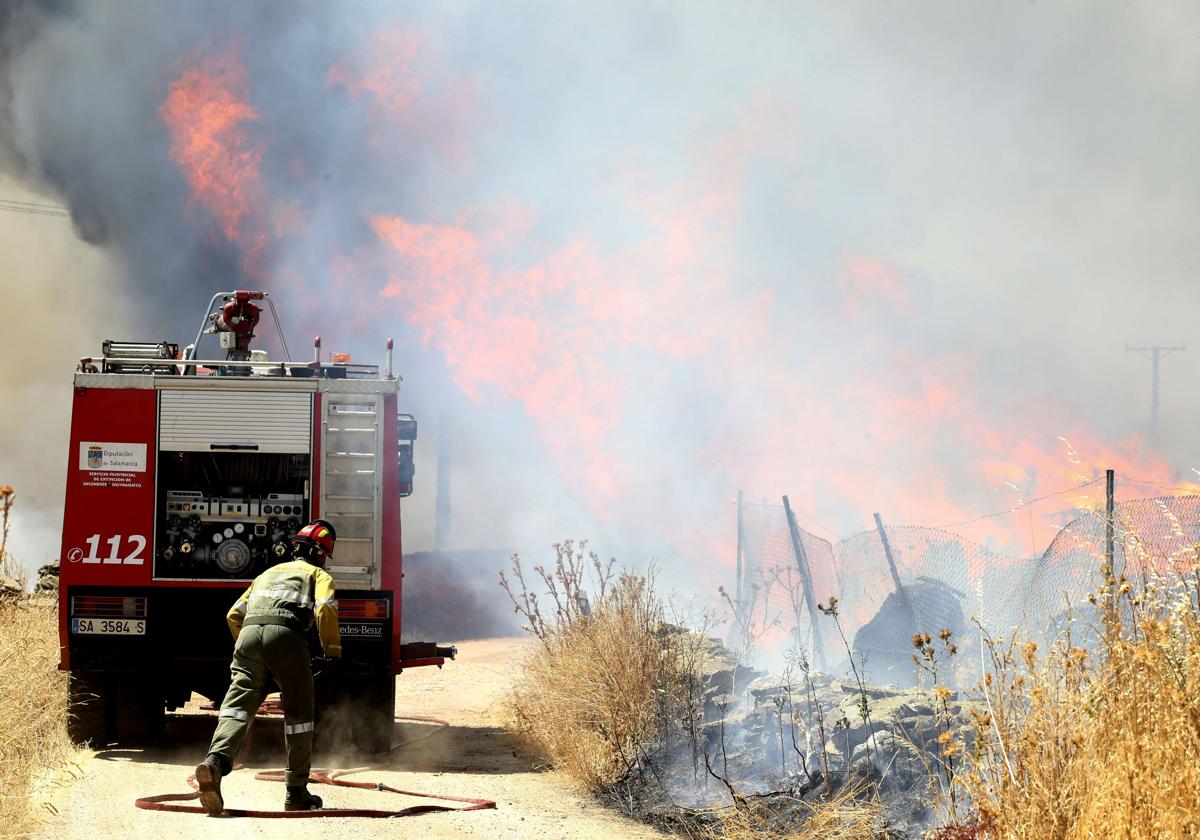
(327, 28), (476, 166)
(160, 45), (267, 275)
(327, 30), (421, 116)
(156, 38), (1198, 569)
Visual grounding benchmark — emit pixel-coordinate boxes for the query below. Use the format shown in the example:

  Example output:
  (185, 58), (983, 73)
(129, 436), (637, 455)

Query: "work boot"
(194, 754), (224, 816)
(284, 785), (323, 811)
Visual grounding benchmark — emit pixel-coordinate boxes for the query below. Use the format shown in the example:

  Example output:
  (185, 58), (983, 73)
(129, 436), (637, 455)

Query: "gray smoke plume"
(2, 1), (1199, 598)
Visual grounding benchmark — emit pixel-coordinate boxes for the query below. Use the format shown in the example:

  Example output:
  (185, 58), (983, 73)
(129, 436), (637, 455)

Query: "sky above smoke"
(1, 1), (1199, 594)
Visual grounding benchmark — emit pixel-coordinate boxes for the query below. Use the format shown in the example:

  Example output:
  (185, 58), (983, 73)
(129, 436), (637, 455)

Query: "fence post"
(736, 490), (744, 607)
(1104, 468), (1117, 632)
(783, 495), (827, 670)
(1104, 469), (1115, 573)
(874, 512), (918, 631)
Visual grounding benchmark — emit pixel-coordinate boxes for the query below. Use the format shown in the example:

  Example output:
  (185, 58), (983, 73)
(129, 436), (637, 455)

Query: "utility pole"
(434, 407), (452, 550)
(1126, 343), (1186, 442)
(735, 490), (744, 606)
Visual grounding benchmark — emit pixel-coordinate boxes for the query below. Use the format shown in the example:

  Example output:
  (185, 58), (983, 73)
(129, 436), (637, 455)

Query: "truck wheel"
(67, 671), (111, 747)
(113, 677), (166, 745)
(313, 674), (395, 755)
(350, 674), (396, 755)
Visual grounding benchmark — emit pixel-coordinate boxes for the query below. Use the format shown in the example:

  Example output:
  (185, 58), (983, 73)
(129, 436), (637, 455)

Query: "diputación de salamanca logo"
(79, 442), (148, 472)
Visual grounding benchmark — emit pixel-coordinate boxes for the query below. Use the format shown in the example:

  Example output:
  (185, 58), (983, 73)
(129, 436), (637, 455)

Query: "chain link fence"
(735, 494), (1200, 686)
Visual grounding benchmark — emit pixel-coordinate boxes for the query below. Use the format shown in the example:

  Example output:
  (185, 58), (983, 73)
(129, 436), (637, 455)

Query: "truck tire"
(315, 673), (395, 755)
(113, 677), (166, 745)
(67, 671), (110, 747)
(350, 673), (396, 755)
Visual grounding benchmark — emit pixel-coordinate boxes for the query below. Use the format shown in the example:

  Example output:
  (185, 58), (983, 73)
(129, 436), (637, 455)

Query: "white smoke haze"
(1, 1), (1198, 603)
(0, 173), (132, 572)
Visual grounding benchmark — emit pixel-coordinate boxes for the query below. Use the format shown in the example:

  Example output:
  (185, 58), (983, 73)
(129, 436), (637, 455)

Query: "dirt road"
(37, 638), (665, 840)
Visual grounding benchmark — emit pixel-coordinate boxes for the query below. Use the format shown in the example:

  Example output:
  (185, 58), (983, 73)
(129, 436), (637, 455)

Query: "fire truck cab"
(58, 290), (452, 751)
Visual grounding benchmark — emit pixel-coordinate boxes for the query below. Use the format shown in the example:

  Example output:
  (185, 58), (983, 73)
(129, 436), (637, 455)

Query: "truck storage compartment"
(154, 450), (311, 580)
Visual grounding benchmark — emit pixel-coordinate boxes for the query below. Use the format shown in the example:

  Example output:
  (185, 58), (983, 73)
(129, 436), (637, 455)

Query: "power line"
(1, 196), (65, 210)
(0, 197), (69, 218)
(927, 477), (1105, 530)
(1115, 472), (1200, 494)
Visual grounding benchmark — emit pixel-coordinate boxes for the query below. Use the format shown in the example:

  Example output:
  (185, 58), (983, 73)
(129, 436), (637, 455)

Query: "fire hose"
(134, 696), (497, 819)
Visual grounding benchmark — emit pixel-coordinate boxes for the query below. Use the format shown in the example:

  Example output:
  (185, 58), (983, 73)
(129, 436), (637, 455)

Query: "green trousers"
(208, 623), (315, 787)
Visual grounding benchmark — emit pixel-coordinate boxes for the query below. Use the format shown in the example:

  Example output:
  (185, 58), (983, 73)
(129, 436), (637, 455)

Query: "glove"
(311, 656), (342, 678)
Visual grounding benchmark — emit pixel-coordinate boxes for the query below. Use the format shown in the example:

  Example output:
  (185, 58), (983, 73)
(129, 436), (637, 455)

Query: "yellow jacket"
(226, 559), (342, 657)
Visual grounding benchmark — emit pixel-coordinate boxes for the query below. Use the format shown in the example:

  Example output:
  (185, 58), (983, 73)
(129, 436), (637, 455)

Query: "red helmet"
(292, 520), (336, 560)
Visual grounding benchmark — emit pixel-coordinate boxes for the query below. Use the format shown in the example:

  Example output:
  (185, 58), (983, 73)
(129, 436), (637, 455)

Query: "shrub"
(0, 486), (80, 838)
(501, 541), (696, 794)
(0, 599), (79, 837)
(949, 563), (1200, 839)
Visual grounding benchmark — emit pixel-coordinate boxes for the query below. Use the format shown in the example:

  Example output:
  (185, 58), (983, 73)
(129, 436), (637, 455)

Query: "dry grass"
(0, 486), (80, 839)
(501, 542), (891, 838)
(0, 599), (78, 838)
(502, 542), (695, 792)
(947, 564), (1200, 839)
(704, 786), (883, 840)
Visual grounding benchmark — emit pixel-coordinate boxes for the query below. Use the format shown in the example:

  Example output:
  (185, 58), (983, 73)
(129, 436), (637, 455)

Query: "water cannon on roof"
(183, 290), (292, 365)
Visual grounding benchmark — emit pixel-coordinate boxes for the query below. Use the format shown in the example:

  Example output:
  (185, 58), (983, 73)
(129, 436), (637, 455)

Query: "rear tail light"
(72, 595), (147, 618)
(338, 598), (389, 620)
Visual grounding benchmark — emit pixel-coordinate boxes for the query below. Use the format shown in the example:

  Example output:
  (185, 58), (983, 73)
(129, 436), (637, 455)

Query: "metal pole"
(262, 294), (292, 362)
(736, 490), (744, 606)
(874, 512), (916, 627)
(1104, 468), (1117, 633)
(1151, 349), (1161, 441)
(1105, 468), (1115, 576)
(435, 407), (452, 550)
(783, 495), (827, 670)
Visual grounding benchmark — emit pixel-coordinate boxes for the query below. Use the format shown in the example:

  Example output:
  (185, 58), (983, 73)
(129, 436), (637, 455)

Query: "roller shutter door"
(159, 390), (312, 453)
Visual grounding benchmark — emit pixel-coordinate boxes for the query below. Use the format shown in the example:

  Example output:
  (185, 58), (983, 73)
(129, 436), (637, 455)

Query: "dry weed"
(503, 542), (694, 792)
(502, 542), (890, 838)
(0, 487), (81, 838)
(703, 785), (883, 840)
(951, 565), (1200, 839)
(1, 484), (19, 583)
(0, 598), (80, 838)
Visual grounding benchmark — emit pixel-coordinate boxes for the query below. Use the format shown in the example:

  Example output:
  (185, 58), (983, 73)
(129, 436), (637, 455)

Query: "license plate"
(72, 617), (146, 635)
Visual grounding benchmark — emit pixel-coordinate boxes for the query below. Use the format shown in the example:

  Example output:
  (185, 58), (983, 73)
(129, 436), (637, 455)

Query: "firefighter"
(194, 520), (342, 815)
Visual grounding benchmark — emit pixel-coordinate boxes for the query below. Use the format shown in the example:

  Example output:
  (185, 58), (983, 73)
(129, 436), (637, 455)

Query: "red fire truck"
(58, 290), (453, 751)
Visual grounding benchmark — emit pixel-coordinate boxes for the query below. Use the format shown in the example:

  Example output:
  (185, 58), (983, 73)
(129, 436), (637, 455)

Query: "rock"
(848, 754), (880, 785)
(852, 577), (967, 688)
(747, 675), (791, 700)
(870, 691), (932, 722)
(840, 682), (905, 700)
(0, 575), (22, 600)
(35, 561), (59, 594)
(823, 737), (845, 763)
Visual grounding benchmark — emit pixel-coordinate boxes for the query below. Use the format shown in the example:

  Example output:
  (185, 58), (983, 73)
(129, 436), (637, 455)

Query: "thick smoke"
(2, 2), (1199, 599)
